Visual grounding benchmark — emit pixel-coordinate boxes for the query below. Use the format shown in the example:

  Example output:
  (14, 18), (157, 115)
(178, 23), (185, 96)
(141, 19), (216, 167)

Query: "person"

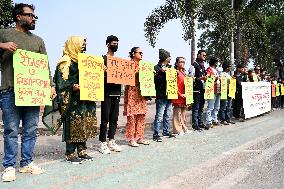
(0, 3), (56, 182)
(254, 66), (261, 81)
(190, 50), (207, 131)
(98, 35), (122, 154)
(205, 57), (221, 129)
(232, 64), (246, 121)
(172, 57), (190, 135)
(124, 47), (150, 147)
(219, 62), (235, 125)
(153, 49), (175, 142)
(52, 36), (97, 164)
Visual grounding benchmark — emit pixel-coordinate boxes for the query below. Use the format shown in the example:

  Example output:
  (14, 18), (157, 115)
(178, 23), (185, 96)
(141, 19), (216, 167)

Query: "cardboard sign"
(166, 68), (178, 99)
(271, 84), (276, 97)
(107, 56), (135, 86)
(78, 53), (104, 101)
(13, 49), (51, 106)
(228, 78), (236, 99)
(220, 77), (228, 100)
(281, 84), (284, 96)
(276, 84), (280, 96)
(184, 77), (194, 104)
(139, 61), (156, 96)
(204, 77), (215, 99)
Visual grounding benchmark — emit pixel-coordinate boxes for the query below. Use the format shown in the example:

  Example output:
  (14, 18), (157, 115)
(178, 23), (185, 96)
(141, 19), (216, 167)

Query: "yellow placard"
(184, 77), (194, 104)
(166, 68), (178, 99)
(78, 53), (104, 101)
(220, 77), (227, 100)
(281, 84), (284, 96)
(228, 78), (236, 99)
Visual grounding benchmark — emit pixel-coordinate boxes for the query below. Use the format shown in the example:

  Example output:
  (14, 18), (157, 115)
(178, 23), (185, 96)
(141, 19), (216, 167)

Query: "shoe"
(137, 139), (150, 145)
(212, 121), (220, 126)
(227, 120), (235, 124)
(98, 142), (111, 154)
(184, 130), (193, 134)
(178, 132), (185, 136)
(66, 153), (83, 165)
(108, 140), (122, 152)
(19, 162), (45, 174)
(238, 118), (245, 122)
(205, 124), (211, 130)
(153, 135), (163, 142)
(220, 121), (229, 125)
(78, 150), (93, 161)
(2, 167), (16, 182)
(129, 141), (139, 147)
(199, 123), (206, 128)
(162, 132), (176, 138)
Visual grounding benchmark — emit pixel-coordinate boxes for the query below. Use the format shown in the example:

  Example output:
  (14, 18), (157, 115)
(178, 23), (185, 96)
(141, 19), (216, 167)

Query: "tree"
(266, 15), (284, 78)
(198, 0), (284, 70)
(144, 0), (199, 64)
(0, 0), (13, 28)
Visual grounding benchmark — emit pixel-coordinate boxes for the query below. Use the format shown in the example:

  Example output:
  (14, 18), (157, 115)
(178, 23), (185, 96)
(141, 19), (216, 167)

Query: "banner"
(242, 82), (271, 119)
(204, 77), (214, 99)
(13, 49), (51, 106)
(78, 53), (104, 101)
(166, 68), (178, 99)
(139, 61), (156, 96)
(107, 56), (135, 86)
(228, 78), (236, 99)
(271, 84), (276, 97)
(184, 77), (194, 104)
(220, 77), (227, 100)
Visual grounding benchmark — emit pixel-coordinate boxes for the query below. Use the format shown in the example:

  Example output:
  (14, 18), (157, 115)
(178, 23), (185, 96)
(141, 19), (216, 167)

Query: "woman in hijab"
(45, 36), (97, 164)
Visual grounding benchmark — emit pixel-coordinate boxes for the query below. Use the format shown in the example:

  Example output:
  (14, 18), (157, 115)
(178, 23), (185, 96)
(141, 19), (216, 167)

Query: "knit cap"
(159, 49), (171, 62)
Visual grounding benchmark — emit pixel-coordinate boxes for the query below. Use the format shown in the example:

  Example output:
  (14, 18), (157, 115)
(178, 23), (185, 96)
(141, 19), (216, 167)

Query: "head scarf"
(57, 36), (86, 80)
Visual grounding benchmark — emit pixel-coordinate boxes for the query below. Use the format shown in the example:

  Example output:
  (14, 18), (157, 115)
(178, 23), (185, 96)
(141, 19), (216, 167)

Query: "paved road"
(0, 109), (284, 188)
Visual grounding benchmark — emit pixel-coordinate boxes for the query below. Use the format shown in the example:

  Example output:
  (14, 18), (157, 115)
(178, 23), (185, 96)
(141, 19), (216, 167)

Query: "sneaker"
(66, 154), (83, 165)
(177, 132), (185, 136)
(19, 162), (45, 174)
(199, 123), (206, 128)
(238, 118), (245, 122)
(184, 130), (193, 134)
(162, 132), (176, 138)
(212, 121), (220, 126)
(220, 121), (229, 125)
(153, 135), (163, 142)
(2, 167), (16, 182)
(78, 150), (93, 161)
(108, 140), (122, 152)
(98, 142), (111, 154)
(205, 124), (211, 130)
(227, 120), (236, 124)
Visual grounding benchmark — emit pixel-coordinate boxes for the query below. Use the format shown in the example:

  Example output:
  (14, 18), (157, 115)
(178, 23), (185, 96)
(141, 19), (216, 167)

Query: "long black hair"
(129, 47), (139, 59)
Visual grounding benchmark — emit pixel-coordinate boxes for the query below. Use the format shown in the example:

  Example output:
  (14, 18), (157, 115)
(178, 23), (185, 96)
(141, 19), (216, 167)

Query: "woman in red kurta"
(124, 47), (150, 147)
(172, 57), (190, 135)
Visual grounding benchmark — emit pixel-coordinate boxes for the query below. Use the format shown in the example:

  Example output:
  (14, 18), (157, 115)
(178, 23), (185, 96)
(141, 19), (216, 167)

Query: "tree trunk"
(191, 29), (196, 65)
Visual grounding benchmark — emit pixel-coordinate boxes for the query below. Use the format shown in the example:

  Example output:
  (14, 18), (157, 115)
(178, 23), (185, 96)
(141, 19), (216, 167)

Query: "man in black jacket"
(189, 50), (208, 131)
(153, 49), (173, 142)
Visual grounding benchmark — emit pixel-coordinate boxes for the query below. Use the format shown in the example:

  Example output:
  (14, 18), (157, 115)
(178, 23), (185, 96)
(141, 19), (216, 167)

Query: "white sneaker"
(18, 162), (45, 175)
(98, 142), (111, 154)
(184, 130), (193, 134)
(108, 140), (122, 152)
(2, 167), (16, 182)
(178, 132), (185, 136)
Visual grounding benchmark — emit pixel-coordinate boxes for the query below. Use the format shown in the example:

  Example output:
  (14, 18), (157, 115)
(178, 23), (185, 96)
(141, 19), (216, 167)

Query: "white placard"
(242, 82), (271, 119)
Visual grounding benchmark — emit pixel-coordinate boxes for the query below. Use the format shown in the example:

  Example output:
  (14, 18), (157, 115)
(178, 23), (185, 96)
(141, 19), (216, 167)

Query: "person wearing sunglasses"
(0, 3), (56, 182)
(123, 47), (150, 147)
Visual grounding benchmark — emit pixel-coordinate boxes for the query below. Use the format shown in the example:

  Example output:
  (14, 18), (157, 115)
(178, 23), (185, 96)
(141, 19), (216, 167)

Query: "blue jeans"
(1, 89), (39, 168)
(192, 91), (205, 127)
(206, 94), (221, 124)
(219, 98), (232, 121)
(153, 99), (172, 136)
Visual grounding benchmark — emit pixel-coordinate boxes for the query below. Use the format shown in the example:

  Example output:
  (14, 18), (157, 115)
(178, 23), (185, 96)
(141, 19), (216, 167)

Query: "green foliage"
(144, 0), (199, 47)
(0, 0), (13, 28)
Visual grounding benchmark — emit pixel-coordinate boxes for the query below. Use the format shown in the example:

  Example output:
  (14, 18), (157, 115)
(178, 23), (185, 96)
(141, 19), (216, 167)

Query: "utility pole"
(230, 0), (234, 69)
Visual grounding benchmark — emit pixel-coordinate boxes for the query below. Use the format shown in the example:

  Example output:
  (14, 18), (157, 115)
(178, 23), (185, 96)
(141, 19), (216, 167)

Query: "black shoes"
(162, 132), (176, 138)
(78, 153), (93, 161)
(153, 135), (163, 142)
(66, 154), (83, 165)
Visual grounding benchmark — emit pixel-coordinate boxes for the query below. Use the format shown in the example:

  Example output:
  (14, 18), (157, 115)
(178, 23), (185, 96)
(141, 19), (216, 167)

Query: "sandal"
(128, 141), (139, 147)
(137, 140), (150, 145)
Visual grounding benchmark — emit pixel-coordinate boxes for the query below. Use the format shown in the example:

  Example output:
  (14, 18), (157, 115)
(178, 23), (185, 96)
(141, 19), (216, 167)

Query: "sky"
(13, 0), (202, 74)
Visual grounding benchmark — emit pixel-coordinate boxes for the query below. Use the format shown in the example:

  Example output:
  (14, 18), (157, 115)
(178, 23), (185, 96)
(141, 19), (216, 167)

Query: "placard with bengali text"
(13, 49), (51, 106)
(139, 61), (156, 96)
(166, 68), (178, 99)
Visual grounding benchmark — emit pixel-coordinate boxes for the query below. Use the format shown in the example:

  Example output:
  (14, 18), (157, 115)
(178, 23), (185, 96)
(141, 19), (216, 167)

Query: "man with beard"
(0, 3), (56, 182)
(98, 35), (122, 154)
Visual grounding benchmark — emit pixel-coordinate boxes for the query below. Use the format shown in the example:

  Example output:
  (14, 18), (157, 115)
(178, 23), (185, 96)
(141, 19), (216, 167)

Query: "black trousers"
(99, 96), (120, 142)
(66, 142), (87, 155)
(233, 92), (244, 118)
